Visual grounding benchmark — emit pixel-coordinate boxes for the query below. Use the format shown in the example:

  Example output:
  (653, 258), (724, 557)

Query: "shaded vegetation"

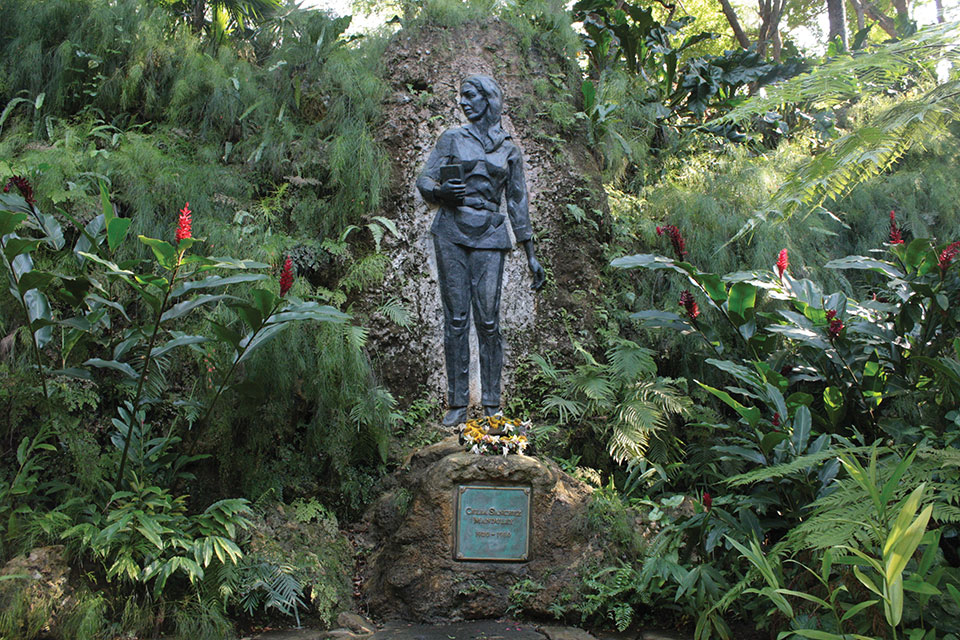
(1, 0), (959, 637)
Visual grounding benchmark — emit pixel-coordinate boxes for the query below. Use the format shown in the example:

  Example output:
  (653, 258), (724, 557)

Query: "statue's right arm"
(417, 130), (453, 204)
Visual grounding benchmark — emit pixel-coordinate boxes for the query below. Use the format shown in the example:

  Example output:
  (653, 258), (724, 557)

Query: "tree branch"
(716, 0), (751, 49)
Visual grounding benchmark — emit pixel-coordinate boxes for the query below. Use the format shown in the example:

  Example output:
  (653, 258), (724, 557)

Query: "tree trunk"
(827, 0), (848, 48)
(934, 0), (944, 22)
(757, 0), (785, 59)
(891, 0), (909, 20)
(862, 0), (898, 36)
(716, 0), (751, 49)
(849, 0), (865, 32)
(190, 0), (207, 33)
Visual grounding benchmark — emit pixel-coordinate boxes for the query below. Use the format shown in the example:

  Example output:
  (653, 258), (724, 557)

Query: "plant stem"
(184, 299), (282, 459)
(115, 251), (183, 487)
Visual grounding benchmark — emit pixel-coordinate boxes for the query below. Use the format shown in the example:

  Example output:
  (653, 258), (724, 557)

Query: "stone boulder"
(0, 545), (74, 636)
(360, 439), (603, 622)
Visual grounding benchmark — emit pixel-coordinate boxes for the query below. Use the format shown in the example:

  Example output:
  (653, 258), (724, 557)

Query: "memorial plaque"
(455, 485), (531, 562)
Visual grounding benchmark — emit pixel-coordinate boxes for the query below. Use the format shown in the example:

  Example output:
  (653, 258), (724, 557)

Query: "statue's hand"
(434, 179), (465, 205)
(528, 255), (546, 291)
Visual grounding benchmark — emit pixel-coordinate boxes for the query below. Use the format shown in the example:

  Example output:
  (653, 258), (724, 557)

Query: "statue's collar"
(465, 122), (509, 152)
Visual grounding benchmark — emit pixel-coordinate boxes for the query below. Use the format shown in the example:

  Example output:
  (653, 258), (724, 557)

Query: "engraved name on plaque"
(455, 485), (531, 562)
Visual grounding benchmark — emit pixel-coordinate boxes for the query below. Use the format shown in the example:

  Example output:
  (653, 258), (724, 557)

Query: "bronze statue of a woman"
(417, 75), (545, 427)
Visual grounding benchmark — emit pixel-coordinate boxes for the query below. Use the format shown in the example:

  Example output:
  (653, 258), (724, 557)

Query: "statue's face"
(459, 83), (487, 122)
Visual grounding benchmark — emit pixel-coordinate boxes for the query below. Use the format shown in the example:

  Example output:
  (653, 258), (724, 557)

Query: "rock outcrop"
(360, 439), (603, 622)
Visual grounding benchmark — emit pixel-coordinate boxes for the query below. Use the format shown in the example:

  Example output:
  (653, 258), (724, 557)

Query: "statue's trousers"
(434, 235), (506, 408)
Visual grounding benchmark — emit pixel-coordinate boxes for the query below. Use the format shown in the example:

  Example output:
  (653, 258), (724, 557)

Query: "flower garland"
(458, 415), (532, 456)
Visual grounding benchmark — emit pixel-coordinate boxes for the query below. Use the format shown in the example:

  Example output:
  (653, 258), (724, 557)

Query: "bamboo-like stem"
(114, 250), (183, 487)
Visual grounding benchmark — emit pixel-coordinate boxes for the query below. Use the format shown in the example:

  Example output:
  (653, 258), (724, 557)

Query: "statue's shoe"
(442, 406), (467, 427)
(483, 406), (501, 417)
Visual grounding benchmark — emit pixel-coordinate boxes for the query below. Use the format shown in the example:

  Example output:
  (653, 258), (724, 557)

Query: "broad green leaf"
(136, 524), (164, 550)
(946, 583), (960, 608)
(24, 288), (52, 349)
(107, 218), (132, 252)
(33, 212), (64, 250)
(630, 310), (690, 331)
(17, 270), (55, 294)
(0, 210), (27, 235)
(727, 282), (756, 326)
(159, 294), (233, 323)
(99, 180), (114, 224)
(824, 255), (903, 278)
(86, 294), (130, 321)
(774, 588), (829, 609)
(902, 577), (940, 595)
(250, 288), (277, 317)
(887, 574), (904, 626)
(694, 271), (727, 303)
(885, 504), (932, 584)
(610, 253), (690, 275)
(191, 256), (269, 271)
(170, 273), (268, 298)
(880, 448), (918, 508)
(903, 238), (936, 273)
(791, 406), (812, 453)
(698, 382), (761, 427)
(789, 630), (846, 639)
(853, 565), (881, 596)
(823, 386), (844, 426)
(139, 236), (176, 269)
(705, 358), (761, 387)
(760, 432), (789, 456)
(72, 214), (105, 264)
(84, 358), (139, 380)
(209, 321), (241, 349)
(236, 323), (289, 364)
(885, 483), (926, 556)
(151, 335), (210, 358)
(3, 236), (40, 262)
(840, 598), (878, 622)
(230, 302), (262, 331)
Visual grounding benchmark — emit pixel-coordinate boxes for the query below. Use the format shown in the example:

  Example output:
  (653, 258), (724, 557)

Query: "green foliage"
(531, 337), (691, 467)
(727, 446), (959, 639)
(711, 21), (960, 240)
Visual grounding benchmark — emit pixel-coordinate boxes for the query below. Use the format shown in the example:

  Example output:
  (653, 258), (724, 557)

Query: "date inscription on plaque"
(455, 485), (530, 562)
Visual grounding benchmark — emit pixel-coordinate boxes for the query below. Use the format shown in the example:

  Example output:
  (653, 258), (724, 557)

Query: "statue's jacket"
(417, 124), (533, 250)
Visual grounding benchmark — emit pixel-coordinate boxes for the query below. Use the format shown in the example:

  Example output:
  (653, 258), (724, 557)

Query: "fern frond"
(714, 22), (960, 127)
(716, 21), (960, 241)
(605, 338), (656, 382)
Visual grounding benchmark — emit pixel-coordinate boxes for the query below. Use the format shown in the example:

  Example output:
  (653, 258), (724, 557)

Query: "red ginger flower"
(772, 412), (781, 427)
(3, 175), (35, 207)
(279, 256), (294, 297)
(702, 492), (712, 511)
(889, 210), (904, 245)
(939, 241), (960, 273)
(826, 309), (837, 321)
(656, 224), (688, 261)
(776, 249), (789, 280)
(828, 316), (844, 340)
(679, 289), (699, 320)
(176, 202), (192, 243)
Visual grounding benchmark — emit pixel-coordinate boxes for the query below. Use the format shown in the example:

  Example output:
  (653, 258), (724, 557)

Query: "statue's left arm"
(506, 145), (546, 291)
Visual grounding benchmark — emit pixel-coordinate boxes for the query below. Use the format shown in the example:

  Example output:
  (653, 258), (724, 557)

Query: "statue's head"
(460, 75), (502, 128)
